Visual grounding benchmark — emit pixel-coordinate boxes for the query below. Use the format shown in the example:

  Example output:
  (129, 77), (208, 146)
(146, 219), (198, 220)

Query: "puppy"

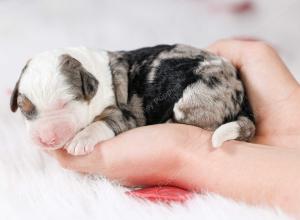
(10, 44), (255, 155)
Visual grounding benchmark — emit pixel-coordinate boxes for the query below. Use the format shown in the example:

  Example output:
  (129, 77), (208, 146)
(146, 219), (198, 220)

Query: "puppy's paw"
(65, 122), (115, 156)
(65, 130), (96, 156)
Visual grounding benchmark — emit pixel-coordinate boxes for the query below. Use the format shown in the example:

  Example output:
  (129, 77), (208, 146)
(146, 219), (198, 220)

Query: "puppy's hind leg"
(172, 81), (255, 148)
(172, 81), (226, 131)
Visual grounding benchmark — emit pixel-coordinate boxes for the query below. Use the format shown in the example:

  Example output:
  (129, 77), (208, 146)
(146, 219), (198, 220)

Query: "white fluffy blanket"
(0, 94), (293, 220)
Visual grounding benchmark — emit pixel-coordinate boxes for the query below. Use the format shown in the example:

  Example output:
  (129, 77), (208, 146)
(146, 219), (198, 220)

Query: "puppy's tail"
(212, 116), (255, 148)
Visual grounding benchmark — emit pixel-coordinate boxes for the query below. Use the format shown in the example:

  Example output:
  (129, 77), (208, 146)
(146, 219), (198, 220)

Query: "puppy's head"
(10, 49), (99, 149)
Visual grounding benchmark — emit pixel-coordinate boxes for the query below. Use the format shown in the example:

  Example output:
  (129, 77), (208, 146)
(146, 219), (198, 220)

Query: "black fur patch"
(130, 56), (203, 124)
(144, 57), (204, 124)
(124, 44), (176, 98)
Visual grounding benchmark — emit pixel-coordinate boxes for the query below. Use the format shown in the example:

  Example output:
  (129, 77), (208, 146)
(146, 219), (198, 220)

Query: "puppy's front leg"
(65, 121), (115, 155)
(65, 106), (137, 156)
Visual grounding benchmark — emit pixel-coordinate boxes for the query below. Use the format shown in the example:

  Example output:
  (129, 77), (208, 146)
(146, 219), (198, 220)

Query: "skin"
(48, 39), (300, 217)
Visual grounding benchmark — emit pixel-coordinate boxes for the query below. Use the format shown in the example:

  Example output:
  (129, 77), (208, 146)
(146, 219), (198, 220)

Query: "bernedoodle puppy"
(10, 44), (255, 155)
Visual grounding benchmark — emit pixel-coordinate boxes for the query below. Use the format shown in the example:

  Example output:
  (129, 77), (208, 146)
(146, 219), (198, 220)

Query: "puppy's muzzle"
(31, 113), (77, 149)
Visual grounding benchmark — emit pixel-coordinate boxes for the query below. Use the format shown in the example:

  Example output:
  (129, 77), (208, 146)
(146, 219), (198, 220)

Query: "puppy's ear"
(60, 54), (99, 101)
(10, 80), (20, 112)
(60, 54), (81, 70)
(80, 70), (99, 101)
(10, 60), (30, 112)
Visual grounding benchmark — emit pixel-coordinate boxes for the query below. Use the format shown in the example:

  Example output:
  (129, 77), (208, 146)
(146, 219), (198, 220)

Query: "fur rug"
(0, 94), (293, 220)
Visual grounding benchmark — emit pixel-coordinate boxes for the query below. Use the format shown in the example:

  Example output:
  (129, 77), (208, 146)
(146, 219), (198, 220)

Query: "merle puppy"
(10, 44), (255, 155)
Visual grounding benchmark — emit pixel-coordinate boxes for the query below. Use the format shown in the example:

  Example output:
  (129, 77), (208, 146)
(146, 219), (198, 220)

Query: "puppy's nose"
(38, 133), (57, 147)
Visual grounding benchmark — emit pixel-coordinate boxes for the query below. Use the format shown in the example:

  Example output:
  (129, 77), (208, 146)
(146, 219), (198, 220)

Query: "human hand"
(208, 39), (300, 147)
(49, 123), (212, 188)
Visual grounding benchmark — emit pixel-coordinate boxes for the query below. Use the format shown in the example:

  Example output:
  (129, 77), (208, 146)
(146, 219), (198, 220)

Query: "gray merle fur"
(102, 44), (255, 142)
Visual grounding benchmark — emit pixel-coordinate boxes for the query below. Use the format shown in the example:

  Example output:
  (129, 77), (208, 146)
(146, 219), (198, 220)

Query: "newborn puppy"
(10, 44), (255, 155)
